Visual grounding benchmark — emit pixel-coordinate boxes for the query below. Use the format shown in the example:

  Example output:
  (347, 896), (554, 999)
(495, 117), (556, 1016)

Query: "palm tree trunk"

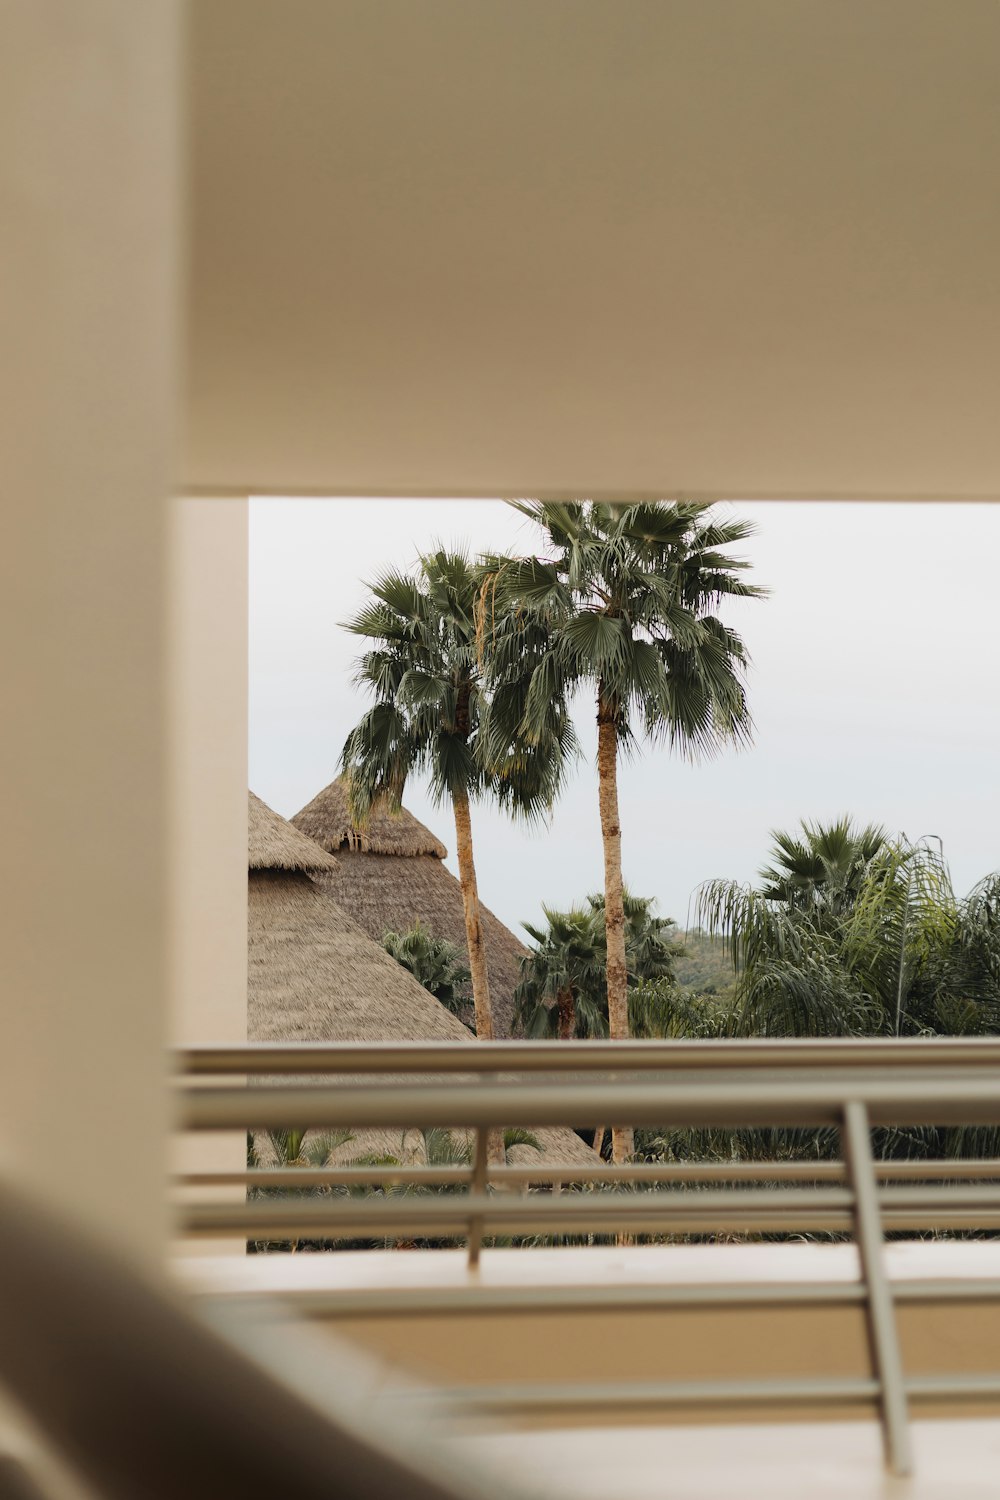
(452, 787), (504, 1169)
(452, 787), (494, 1041)
(556, 984), (576, 1040)
(597, 700), (634, 1163)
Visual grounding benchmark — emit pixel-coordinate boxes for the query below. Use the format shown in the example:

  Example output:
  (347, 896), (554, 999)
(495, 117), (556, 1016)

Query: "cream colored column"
(0, 4), (178, 1268)
(168, 499), (248, 1254)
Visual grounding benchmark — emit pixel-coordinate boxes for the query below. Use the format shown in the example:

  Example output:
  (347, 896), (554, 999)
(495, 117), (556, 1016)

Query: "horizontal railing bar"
(893, 1280), (1000, 1302)
(192, 1279), (1000, 1320)
(175, 1159), (1000, 1190)
(178, 1180), (1000, 1211)
(411, 1373), (1000, 1413)
(906, 1374), (1000, 1398)
(178, 1076), (1000, 1131)
(178, 1038), (1000, 1075)
(880, 1185), (1000, 1208)
(187, 1187), (855, 1220)
(180, 1163), (847, 1189)
(181, 1188), (1000, 1236)
(409, 1375), (884, 1411)
(206, 1282), (870, 1317)
(181, 1167), (477, 1190)
(182, 1191), (864, 1238)
(872, 1161), (1000, 1181)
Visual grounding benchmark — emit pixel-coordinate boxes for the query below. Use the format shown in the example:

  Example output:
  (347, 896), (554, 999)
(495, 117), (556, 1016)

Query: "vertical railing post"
(841, 1099), (913, 1476)
(466, 1127), (490, 1271)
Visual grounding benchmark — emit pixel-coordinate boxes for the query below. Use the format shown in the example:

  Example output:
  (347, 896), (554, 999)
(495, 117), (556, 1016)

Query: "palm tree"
(697, 825), (1000, 1039)
(515, 891), (684, 1040)
(515, 906), (605, 1039)
(342, 549), (575, 1044)
(484, 502), (762, 1159)
(590, 890), (683, 989)
(382, 920), (472, 1023)
(758, 816), (888, 917)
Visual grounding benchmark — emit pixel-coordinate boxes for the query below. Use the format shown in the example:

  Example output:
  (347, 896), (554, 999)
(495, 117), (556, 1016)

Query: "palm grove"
(342, 501), (1000, 1164)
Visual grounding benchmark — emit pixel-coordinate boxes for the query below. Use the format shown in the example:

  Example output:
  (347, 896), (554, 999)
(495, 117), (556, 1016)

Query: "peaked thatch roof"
(293, 778), (446, 858)
(249, 870), (468, 1045)
(249, 791), (339, 873)
(248, 799), (594, 1168)
(291, 778), (528, 1037)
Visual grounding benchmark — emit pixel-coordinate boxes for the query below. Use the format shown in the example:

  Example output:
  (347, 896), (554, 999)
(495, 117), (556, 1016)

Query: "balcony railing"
(175, 1038), (1000, 1477)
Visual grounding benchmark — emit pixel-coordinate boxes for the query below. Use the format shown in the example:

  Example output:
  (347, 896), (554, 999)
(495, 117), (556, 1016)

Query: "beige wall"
(168, 498), (249, 1053)
(185, 1), (1000, 502)
(0, 3), (179, 1268)
(168, 498), (249, 1253)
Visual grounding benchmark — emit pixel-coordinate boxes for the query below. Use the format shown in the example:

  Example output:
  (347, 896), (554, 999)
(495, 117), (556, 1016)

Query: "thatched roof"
(291, 778), (528, 1037)
(293, 778), (446, 858)
(248, 801), (593, 1168)
(249, 791), (339, 873)
(249, 870), (468, 1044)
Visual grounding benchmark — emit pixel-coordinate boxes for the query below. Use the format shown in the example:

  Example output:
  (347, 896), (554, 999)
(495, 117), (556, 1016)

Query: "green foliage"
(381, 920), (472, 1018)
(249, 1127), (355, 1168)
(696, 821), (1000, 1039)
(672, 929), (736, 999)
(628, 979), (731, 1039)
(341, 548), (576, 822)
(758, 817), (888, 915)
(514, 891), (684, 1038)
(503, 1127), (542, 1154)
(481, 500), (764, 760)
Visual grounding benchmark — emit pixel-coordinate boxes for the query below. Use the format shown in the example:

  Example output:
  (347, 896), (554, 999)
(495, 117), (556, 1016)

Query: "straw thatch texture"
(249, 870), (469, 1045)
(291, 779), (528, 1037)
(293, 779), (447, 858)
(248, 802), (593, 1168)
(249, 791), (339, 873)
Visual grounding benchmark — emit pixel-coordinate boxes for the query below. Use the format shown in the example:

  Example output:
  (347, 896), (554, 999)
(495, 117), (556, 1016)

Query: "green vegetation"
(672, 930), (736, 1000)
(381, 920), (472, 1023)
(697, 819), (1000, 1039)
(514, 891), (682, 1039)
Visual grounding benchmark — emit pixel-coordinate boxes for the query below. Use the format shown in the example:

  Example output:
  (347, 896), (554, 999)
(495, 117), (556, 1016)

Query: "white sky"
(250, 499), (1000, 938)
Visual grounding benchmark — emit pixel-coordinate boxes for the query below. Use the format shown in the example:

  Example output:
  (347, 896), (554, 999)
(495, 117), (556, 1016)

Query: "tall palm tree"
(484, 502), (762, 1159)
(342, 549), (575, 1044)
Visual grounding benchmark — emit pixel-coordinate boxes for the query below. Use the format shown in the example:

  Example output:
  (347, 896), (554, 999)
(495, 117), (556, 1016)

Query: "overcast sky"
(250, 498), (1000, 938)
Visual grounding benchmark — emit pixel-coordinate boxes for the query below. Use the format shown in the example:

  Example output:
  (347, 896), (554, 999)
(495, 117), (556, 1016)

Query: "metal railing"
(175, 1038), (1000, 1477)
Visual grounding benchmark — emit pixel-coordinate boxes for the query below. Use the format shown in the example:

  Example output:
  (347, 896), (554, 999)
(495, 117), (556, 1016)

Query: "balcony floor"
(177, 1242), (1000, 1497)
(457, 1418), (1000, 1499)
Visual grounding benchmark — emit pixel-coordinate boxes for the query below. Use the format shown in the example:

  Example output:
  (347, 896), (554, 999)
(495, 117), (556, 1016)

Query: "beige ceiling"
(184, 1), (1000, 500)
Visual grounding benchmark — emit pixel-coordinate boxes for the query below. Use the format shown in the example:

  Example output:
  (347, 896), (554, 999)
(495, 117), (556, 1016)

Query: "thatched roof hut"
(249, 790), (341, 874)
(291, 778), (528, 1037)
(249, 791), (463, 1045)
(248, 792), (593, 1168)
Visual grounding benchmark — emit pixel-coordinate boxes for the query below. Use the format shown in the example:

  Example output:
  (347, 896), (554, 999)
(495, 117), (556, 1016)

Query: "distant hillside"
(674, 929), (738, 997)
